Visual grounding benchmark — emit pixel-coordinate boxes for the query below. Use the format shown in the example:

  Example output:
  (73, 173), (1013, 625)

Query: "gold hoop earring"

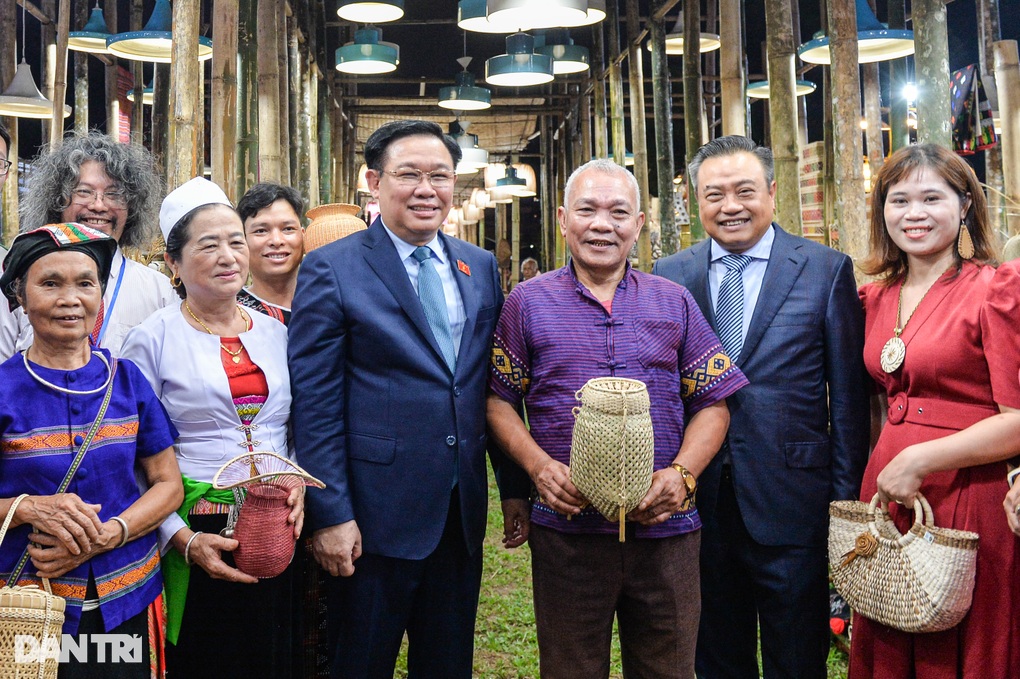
(170, 272), (181, 287)
(957, 221), (975, 260)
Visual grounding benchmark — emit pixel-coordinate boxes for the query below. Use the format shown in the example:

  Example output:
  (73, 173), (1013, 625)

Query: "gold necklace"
(184, 301), (252, 364)
(880, 271), (946, 373)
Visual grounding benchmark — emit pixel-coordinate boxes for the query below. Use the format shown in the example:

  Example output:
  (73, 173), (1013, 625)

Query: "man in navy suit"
(653, 136), (869, 678)
(289, 120), (528, 678)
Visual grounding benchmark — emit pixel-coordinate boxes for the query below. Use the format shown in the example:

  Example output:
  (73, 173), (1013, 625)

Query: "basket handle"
(0, 494), (29, 550)
(866, 492), (933, 548)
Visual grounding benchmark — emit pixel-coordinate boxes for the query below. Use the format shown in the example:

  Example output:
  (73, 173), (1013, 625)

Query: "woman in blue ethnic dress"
(0, 223), (182, 678)
(121, 178), (303, 678)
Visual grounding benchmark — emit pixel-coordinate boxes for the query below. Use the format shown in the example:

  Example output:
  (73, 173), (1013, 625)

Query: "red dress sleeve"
(980, 260), (1020, 409)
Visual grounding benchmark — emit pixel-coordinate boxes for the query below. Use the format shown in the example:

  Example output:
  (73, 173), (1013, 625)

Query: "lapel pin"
(457, 260), (471, 276)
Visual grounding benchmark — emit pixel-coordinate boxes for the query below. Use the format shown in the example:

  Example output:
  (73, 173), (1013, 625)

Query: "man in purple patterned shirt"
(487, 159), (748, 678)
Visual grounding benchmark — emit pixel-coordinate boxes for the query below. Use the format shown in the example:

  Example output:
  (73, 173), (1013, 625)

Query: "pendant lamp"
(647, 13), (720, 54)
(458, 0), (532, 33)
(746, 80), (817, 99)
(486, 0), (588, 31)
(68, 4), (112, 54)
(486, 33), (554, 87)
(497, 165), (536, 197)
(439, 57), (492, 111)
(798, 0), (914, 65)
(336, 27), (398, 74)
(336, 0), (404, 23)
(0, 60), (72, 119)
(450, 122), (489, 172)
(568, 0), (606, 27)
(107, 0), (213, 63)
(536, 30), (589, 74)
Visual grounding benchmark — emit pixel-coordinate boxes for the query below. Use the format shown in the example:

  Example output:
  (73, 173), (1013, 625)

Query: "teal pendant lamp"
(336, 0), (404, 23)
(798, 0), (914, 65)
(746, 80), (818, 99)
(485, 33), (554, 87)
(458, 0), (532, 33)
(336, 27), (398, 74)
(127, 80), (155, 106)
(107, 0), (213, 63)
(536, 29), (589, 74)
(496, 165), (536, 198)
(486, 0), (588, 31)
(68, 4), (112, 54)
(439, 57), (492, 111)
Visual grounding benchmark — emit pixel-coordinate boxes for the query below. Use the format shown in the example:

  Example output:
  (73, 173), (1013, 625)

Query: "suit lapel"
(684, 241), (714, 323)
(361, 220), (451, 372)
(442, 234), (479, 377)
(739, 225), (808, 362)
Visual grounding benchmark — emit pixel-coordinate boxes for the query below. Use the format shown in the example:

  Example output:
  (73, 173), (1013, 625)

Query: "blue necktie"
(716, 254), (754, 360)
(412, 246), (457, 372)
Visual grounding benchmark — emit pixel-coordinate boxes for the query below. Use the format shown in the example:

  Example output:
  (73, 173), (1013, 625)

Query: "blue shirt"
(708, 224), (776, 349)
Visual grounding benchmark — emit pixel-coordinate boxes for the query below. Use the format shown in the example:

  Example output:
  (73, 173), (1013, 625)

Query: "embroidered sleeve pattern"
(490, 333), (530, 401)
(681, 347), (736, 402)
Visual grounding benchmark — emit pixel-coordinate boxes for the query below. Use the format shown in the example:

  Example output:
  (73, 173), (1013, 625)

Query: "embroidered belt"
(886, 393), (997, 430)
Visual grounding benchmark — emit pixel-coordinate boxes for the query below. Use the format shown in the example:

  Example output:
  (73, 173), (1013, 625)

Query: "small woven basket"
(0, 495), (64, 679)
(828, 493), (978, 633)
(569, 377), (654, 541)
(232, 482), (296, 579)
(304, 203), (367, 251)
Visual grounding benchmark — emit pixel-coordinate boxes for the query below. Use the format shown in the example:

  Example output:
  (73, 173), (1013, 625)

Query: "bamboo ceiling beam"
(17, 0), (52, 24)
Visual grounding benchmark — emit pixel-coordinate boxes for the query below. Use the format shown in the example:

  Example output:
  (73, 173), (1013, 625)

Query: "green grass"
(393, 473), (849, 678)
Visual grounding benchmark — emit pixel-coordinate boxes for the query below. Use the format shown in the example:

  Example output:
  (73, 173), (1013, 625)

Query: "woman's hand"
(172, 530), (258, 584)
(1005, 480), (1020, 537)
(876, 444), (929, 506)
(27, 519), (120, 578)
(286, 486), (305, 539)
(17, 494), (103, 556)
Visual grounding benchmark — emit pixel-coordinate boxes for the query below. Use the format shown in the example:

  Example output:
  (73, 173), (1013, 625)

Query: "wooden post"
(257, 0), (282, 181)
(211, 0), (239, 202)
(237, 0), (259, 197)
(683, 0), (705, 241)
(765, 0), (801, 234)
(104, 0), (119, 139)
(625, 0), (652, 270)
(50, 0), (70, 146)
(73, 0), (88, 135)
(650, 0), (677, 256)
(151, 64), (170, 169)
(591, 22), (608, 158)
(167, 0), (200, 190)
(1, 0), (18, 246)
(913, 0), (952, 148)
(129, 0), (144, 144)
(977, 0), (1004, 235)
(863, 0), (884, 172)
(606, 0), (626, 169)
(887, 0), (909, 150)
(994, 41), (1020, 236)
(278, 2), (291, 185)
(719, 0), (746, 136)
(539, 114), (553, 269)
(288, 5), (303, 195)
(42, 0), (56, 145)
(828, 0), (867, 260)
(332, 77), (344, 202)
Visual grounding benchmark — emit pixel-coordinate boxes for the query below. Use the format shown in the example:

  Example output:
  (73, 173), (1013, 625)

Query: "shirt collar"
(710, 223), (776, 263)
(380, 220), (446, 264)
(567, 258), (634, 291)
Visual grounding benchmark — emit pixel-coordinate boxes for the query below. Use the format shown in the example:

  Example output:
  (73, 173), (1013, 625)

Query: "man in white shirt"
(0, 131), (178, 358)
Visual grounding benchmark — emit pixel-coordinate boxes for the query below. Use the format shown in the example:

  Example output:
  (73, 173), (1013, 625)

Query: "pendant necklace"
(880, 271), (945, 373)
(185, 300), (252, 364)
(23, 348), (113, 395)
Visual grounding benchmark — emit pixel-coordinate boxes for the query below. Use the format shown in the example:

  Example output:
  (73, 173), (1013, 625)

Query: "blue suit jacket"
(652, 225), (869, 547)
(289, 219), (520, 560)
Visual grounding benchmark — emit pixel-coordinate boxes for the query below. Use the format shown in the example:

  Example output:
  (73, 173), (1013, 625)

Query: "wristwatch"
(670, 462), (697, 509)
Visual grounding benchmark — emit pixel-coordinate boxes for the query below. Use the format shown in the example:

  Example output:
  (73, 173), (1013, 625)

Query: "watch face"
(684, 476), (697, 493)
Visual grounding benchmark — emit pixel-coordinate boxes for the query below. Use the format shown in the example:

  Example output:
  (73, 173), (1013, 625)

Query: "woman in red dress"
(851, 144), (1020, 679)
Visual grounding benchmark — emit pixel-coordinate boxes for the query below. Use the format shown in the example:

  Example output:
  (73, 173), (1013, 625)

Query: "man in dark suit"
(653, 136), (869, 678)
(289, 120), (528, 678)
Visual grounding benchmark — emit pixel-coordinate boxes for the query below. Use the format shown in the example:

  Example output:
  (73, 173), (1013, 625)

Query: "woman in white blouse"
(121, 177), (302, 678)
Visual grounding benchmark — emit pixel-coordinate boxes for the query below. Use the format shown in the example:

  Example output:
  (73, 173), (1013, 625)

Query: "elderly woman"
(0, 223), (182, 678)
(120, 178), (302, 677)
(852, 144), (1020, 678)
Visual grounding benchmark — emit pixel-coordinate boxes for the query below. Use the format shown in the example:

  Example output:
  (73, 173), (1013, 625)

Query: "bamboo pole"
(993, 41), (1020, 236)
(625, 0), (652, 270)
(790, 0), (807, 145)
(650, 0), (677, 256)
(42, 0), (56, 147)
(237, 0), (259, 197)
(73, 0), (88, 135)
(913, 0), (952, 148)
(104, 0), (119, 139)
(591, 22), (608, 158)
(1, 0), (18, 245)
(151, 64), (169, 169)
(288, 6), (303, 195)
(129, 0), (143, 143)
(49, 0), (70, 146)
(888, 0), (909, 150)
(540, 114), (553, 269)
(828, 0), (867, 260)
(863, 0), (884, 172)
(305, 0), (319, 203)
(683, 0), (705, 241)
(765, 0), (801, 234)
(606, 0), (626, 168)
(978, 0), (1004, 235)
(211, 0), (239, 202)
(278, 3), (291, 185)
(719, 0), (745, 136)
(167, 0), (200, 190)
(257, 0), (282, 181)
(318, 71), (330, 205)
(332, 77), (344, 202)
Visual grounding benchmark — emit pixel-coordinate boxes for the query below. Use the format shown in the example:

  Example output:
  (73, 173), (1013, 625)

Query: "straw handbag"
(569, 377), (654, 542)
(0, 494), (65, 679)
(828, 493), (978, 633)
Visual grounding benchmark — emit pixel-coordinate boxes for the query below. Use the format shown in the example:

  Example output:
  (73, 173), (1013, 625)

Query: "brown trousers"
(530, 525), (701, 679)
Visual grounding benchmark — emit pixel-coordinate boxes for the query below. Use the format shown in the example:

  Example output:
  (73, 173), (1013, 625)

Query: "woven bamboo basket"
(304, 203), (367, 251)
(232, 482), (297, 579)
(828, 493), (978, 633)
(569, 377), (654, 541)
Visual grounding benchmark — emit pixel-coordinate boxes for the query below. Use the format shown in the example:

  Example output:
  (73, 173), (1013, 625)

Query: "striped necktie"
(412, 246), (457, 372)
(715, 254), (754, 360)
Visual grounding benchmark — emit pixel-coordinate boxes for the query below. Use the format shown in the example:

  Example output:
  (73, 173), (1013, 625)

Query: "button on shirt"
(382, 223), (466, 358)
(708, 224), (776, 347)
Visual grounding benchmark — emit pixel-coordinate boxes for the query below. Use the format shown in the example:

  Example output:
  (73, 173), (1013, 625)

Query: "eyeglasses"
(0, 159), (11, 175)
(383, 168), (456, 189)
(68, 187), (129, 208)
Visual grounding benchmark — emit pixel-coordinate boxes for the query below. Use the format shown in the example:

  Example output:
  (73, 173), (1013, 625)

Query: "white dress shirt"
(381, 223), (467, 358)
(708, 225), (776, 343)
